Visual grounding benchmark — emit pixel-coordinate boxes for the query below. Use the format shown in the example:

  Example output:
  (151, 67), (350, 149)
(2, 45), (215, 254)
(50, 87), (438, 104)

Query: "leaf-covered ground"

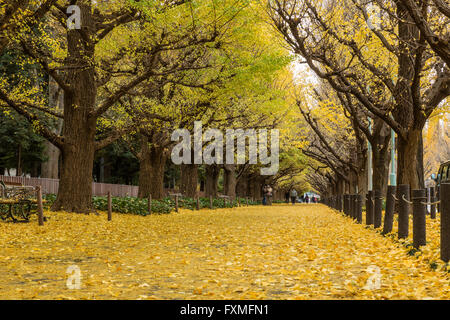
(0, 204), (449, 300)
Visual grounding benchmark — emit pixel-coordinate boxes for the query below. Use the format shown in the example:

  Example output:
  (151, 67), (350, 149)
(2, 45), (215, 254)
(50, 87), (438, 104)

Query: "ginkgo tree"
(294, 80), (366, 196)
(268, 0), (449, 190)
(0, 0), (248, 212)
(120, 1), (297, 200)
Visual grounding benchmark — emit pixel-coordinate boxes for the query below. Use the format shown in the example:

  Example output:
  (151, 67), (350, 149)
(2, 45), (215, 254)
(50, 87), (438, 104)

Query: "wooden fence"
(322, 183), (450, 262)
(0, 175), (139, 197)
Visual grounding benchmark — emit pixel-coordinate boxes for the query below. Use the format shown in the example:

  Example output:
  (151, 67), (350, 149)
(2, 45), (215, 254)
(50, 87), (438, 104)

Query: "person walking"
(267, 185), (273, 206)
(262, 185), (268, 205)
(305, 195), (310, 204)
(290, 189), (298, 205)
(285, 191), (290, 204)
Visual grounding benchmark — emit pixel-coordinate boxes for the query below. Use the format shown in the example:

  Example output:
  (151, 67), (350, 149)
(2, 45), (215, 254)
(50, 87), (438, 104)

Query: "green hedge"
(43, 194), (261, 216)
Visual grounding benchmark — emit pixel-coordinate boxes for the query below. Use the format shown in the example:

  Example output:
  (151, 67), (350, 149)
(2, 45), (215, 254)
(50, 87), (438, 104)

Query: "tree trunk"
(236, 172), (249, 197)
(393, 2), (423, 191)
(180, 164), (198, 197)
(138, 137), (167, 199)
(249, 175), (264, 200)
(138, 137), (152, 199)
(417, 134), (425, 189)
(349, 171), (359, 193)
(372, 120), (391, 196)
(336, 178), (345, 195)
(205, 165), (220, 197)
(41, 76), (63, 179)
(42, 141), (60, 179)
(397, 129), (422, 190)
(223, 164), (237, 199)
(52, 123), (96, 212)
(372, 149), (390, 196)
(356, 150), (367, 196)
(16, 144), (22, 176)
(51, 3), (97, 213)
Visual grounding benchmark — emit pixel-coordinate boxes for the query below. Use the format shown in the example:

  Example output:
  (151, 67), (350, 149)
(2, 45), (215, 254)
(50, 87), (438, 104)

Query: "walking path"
(0, 205), (449, 299)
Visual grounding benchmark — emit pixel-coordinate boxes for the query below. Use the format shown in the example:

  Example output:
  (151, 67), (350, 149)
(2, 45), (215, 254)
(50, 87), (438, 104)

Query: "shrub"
(42, 194), (261, 215)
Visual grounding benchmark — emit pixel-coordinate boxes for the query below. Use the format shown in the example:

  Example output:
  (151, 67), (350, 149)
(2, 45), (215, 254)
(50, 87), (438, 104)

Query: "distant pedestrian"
(262, 185), (268, 205)
(305, 195), (310, 204)
(267, 185), (273, 206)
(285, 191), (290, 204)
(290, 189), (298, 205)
